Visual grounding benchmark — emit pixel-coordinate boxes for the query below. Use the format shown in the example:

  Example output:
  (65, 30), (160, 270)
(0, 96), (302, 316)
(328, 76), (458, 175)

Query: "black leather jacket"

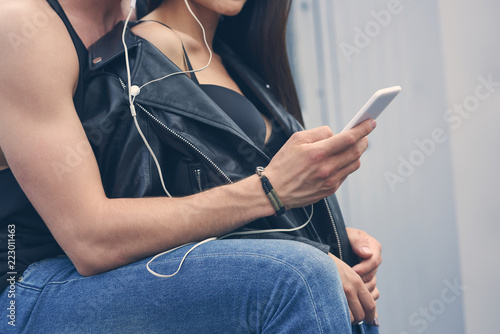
(82, 22), (358, 266)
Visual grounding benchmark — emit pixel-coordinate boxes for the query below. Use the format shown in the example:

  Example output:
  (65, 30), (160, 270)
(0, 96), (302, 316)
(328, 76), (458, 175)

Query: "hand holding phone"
(341, 86), (401, 132)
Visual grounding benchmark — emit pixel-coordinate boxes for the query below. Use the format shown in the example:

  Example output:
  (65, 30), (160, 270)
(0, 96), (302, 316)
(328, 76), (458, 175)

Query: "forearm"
(76, 124), (377, 275)
(69, 174), (275, 276)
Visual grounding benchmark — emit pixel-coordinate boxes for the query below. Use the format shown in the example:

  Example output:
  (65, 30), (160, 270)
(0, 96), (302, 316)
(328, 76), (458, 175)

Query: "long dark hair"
(147, 0), (303, 125)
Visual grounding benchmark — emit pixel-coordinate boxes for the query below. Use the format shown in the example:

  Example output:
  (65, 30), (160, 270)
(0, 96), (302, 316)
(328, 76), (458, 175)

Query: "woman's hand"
(264, 120), (376, 209)
(328, 253), (377, 324)
(347, 227), (382, 300)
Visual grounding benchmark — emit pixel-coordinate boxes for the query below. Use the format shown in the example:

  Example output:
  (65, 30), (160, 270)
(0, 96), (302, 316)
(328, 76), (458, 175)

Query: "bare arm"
(0, 147), (7, 168)
(0, 8), (271, 276)
(0, 3), (375, 278)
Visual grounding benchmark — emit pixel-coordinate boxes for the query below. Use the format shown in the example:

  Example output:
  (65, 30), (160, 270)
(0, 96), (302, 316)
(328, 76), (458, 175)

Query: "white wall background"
(288, 1), (500, 333)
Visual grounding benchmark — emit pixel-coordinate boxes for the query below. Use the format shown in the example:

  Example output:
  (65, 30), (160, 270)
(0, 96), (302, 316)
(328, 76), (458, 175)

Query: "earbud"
(130, 0), (137, 9)
(130, 85), (141, 97)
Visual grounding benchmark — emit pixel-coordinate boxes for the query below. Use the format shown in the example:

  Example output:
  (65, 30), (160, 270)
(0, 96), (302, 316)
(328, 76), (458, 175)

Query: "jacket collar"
(89, 21), (138, 72)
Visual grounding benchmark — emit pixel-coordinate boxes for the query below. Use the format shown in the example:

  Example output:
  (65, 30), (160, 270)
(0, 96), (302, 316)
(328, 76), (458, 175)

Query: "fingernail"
(361, 246), (372, 254)
(370, 120), (377, 129)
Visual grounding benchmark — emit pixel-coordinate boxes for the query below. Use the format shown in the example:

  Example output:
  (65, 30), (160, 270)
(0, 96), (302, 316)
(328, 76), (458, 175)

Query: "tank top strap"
(46, 0), (88, 112)
(182, 46), (200, 85)
(138, 20), (200, 85)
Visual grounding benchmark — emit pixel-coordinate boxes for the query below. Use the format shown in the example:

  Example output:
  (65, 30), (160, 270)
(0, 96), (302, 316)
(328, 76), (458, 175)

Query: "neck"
(58, 0), (133, 47)
(151, 0), (220, 48)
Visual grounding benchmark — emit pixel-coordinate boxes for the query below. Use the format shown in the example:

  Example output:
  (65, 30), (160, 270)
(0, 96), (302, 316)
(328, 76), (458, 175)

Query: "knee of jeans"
(249, 241), (349, 329)
(263, 241), (343, 291)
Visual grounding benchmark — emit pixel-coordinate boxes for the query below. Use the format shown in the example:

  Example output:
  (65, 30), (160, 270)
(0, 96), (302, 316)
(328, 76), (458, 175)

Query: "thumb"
(355, 246), (373, 259)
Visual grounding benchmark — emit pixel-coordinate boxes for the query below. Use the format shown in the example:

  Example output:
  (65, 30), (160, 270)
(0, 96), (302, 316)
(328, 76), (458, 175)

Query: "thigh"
(2, 239), (351, 334)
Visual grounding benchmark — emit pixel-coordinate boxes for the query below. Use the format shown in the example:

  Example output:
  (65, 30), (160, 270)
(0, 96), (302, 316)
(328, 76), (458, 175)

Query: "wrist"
(255, 166), (286, 216)
(251, 174), (277, 217)
(229, 175), (276, 219)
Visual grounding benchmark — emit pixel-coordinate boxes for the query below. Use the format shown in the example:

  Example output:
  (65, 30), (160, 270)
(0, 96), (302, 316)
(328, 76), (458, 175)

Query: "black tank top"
(186, 55), (288, 157)
(0, 0), (88, 291)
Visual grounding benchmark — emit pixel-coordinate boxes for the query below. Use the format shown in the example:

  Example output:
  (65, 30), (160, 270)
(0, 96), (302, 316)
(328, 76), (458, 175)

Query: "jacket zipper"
(119, 77), (233, 185)
(135, 103), (234, 185)
(194, 168), (203, 192)
(136, 103), (274, 228)
(323, 199), (343, 261)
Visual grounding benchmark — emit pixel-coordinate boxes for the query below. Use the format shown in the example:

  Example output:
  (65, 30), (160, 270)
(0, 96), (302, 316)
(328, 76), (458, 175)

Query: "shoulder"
(131, 21), (186, 70)
(0, 0), (69, 44)
(0, 0), (79, 98)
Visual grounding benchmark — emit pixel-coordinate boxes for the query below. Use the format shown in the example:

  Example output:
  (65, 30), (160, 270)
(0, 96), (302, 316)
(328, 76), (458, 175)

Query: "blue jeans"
(1, 239), (379, 333)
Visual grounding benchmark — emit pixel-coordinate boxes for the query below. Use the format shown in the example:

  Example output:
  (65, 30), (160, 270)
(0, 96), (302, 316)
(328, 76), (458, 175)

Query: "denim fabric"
(1, 239), (356, 333)
(352, 322), (380, 334)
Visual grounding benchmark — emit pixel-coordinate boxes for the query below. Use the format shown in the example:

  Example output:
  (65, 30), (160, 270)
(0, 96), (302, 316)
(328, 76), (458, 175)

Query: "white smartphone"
(341, 86), (402, 132)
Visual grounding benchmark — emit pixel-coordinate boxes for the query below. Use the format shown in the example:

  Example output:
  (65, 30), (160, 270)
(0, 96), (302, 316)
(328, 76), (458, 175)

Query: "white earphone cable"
(146, 205), (314, 278)
(123, 4), (173, 197)
(133, 0), (213, 99)
(123, 6), (135, 109)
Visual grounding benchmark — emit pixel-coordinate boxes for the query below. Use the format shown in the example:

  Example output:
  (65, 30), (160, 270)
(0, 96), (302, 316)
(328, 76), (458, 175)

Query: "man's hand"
(265, 121), (375, 209)
(347, 227), (382, 300)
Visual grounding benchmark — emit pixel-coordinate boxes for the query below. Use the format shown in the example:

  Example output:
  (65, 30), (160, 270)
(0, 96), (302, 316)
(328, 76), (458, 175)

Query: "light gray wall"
(438, 1), (500, 333)
(288, 0), (499, 333)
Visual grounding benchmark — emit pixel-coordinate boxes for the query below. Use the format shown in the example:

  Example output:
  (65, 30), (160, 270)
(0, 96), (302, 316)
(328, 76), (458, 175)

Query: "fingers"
(301, 120), (373, 169)
(349, 233), (382, 302)
(352, 257), (382, 282)
(319, 119), (375, 156)
(332, 146), (366, 176)
(360, 288), (377, 323)
(296, 119), (375, 153)
(347, 227), (375, 259)
(351, 119), (377, 138)
(371, 287), (380, 301)
(316, 131), (370, 180)
(355, 246), (374, 259)
(364, 275), (377, 295)
(306, 134), (368, 194)
(349, 228), (382, 279)
(360, 268), (377, 285)
(345, 289), (365, 324)
(346, 282), (377, 324)
(290, 125), (334, 144)
(352, 260), (378, 282)
(329, 253), (377, 325)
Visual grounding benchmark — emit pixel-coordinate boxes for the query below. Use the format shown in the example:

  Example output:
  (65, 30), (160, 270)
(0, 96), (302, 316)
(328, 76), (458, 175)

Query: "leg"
(1, 239), (351, 333)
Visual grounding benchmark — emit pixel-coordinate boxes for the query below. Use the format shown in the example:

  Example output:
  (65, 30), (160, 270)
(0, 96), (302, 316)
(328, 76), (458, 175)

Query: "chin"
(212, 0), (248, 17)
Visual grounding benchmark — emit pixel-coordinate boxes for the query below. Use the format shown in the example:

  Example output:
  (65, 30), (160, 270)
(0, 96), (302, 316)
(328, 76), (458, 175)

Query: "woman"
(0, 0), (380, 332)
